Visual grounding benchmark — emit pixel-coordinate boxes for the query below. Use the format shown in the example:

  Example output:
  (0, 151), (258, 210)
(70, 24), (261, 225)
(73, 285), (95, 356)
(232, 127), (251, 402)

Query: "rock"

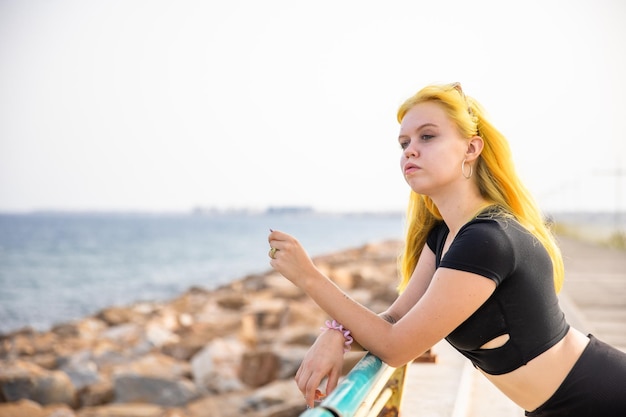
(52, 318), (107, 341)
(282, 300), (326, 328)
(0, 328), (56, 359)
(0, 240), (407, 417)
(273, 345), (311, 380)
(260, 273), (304, 300)
(113, 374), (198, 407)
(0, 399), (76, 417)
(168, 287), (211, 317)
(145, 322), (180, 348)
(77, 379), (114, 407)
(236, 274), (269, 292)
(239, 350), (280, 387)
(58, 350), (102, 389)
(29, 353), (58, 370)
(76, 403), (166, 417)
(194, 302), (242, 333)
(244, 298), (289, 330)
(90, 347), (134, 371)
(0, 360), (77, 407)
(327, 266), (358, 290)
(184, 391), (251, 417)
(239, 314), (258, 348)
(240, 380), (305, 417)
(96, 306), (143, 327)
(101, 323), (143, 346)
(216, 293), (247, 310)
(110, 352), (196, 407)
(112, 352), (191, 379)
(160, 337), (205, 362)
(273, 326), (316, 347)
(191, 338), (246, 394)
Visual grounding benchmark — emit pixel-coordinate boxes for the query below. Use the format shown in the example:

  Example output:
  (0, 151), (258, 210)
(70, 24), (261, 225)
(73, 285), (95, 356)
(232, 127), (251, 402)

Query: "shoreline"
(2, 220), (623, 338)
(1, 229), (623, 416)
(0, 239), (404, 417)
(0, 211), (407, 336)
(2, 220), (622, 338)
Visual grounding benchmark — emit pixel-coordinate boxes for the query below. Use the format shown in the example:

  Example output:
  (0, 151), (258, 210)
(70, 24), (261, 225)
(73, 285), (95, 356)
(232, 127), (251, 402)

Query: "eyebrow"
(398, 122), (438, 139)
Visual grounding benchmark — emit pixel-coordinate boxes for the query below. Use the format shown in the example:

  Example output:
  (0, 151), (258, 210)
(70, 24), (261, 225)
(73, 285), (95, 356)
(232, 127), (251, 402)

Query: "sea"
(2, 209), (624, 336)
(0, 210), (406, 335)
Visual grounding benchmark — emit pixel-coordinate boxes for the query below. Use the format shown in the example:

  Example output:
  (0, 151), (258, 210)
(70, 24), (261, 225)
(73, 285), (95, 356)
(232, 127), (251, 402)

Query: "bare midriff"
(479, 327), (589, 412)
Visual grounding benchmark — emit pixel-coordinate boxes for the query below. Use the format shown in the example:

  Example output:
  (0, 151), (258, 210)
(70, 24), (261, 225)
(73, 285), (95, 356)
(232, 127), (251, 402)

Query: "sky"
(1, 0), (625, 214)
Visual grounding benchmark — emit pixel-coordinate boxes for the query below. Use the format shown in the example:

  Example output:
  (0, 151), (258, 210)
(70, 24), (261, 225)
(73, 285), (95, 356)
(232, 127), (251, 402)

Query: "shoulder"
(455, 217), (515, 259)
(458, 208), (536, 256)
(443, 210), (523, 284)
(426, 221), (447, 251)
(463, 210), (515, 239)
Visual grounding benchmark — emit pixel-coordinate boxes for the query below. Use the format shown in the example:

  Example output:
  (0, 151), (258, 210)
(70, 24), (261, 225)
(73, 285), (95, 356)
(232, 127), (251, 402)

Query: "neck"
(432, 188), (492, 237)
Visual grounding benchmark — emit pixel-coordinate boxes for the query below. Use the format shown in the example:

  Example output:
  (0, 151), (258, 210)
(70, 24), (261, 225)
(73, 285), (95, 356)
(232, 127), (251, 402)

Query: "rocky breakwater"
(0, 240), (411, 417)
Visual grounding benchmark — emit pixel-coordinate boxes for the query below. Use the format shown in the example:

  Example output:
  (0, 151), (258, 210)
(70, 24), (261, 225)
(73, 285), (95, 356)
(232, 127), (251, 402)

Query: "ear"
(465, 135), (484, 162)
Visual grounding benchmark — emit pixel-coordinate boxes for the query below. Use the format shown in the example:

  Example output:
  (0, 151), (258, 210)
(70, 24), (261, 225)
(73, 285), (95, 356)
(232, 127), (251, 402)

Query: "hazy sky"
(1, 0), (625, 213)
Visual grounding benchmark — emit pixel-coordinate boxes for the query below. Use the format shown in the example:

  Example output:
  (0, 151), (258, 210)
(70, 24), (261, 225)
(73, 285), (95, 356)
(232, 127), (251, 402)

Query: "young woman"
(267, 83), (626, 416)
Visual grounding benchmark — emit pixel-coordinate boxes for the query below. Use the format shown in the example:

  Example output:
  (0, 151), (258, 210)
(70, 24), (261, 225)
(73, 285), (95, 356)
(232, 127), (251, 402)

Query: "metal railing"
(299, 353), (408, 417)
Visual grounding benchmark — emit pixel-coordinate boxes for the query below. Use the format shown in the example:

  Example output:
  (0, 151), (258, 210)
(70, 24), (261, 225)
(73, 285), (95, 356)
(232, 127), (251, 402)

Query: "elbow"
(376, 340), (429, 368)
(381, 355), (411, 369)
(376, 348), (414, 368)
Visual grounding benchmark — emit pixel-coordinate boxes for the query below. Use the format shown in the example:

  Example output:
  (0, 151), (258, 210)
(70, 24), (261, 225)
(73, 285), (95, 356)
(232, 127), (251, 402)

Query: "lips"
(404, 162), (420, 175)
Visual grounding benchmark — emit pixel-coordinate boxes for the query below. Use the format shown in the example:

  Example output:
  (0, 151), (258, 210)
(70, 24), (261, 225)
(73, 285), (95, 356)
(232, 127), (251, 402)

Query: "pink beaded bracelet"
(321, 319), (354, 353)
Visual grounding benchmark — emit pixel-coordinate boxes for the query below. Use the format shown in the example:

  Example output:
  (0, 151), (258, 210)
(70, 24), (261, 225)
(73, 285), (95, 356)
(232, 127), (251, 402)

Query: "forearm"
(268, 229), (438, 367)
(303, 269), (396, 360)
(347, 312), (398, 352)
(267, 229), (415, 362)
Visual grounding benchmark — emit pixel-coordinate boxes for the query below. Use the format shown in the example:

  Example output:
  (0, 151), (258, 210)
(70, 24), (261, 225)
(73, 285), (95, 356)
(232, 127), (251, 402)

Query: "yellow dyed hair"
(396, 83), (564, 294)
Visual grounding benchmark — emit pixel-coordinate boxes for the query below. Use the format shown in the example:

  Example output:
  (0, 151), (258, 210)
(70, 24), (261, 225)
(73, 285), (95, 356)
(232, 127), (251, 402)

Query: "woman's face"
(398, 101), (469, 196)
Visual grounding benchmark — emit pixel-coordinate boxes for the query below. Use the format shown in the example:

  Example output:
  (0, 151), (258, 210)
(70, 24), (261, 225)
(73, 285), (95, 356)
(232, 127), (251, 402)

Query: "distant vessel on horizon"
(265, 206), (314, 215)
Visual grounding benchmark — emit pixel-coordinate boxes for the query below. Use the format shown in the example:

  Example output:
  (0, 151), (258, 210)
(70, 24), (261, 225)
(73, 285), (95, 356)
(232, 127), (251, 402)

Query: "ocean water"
(0, 211), (405, 334)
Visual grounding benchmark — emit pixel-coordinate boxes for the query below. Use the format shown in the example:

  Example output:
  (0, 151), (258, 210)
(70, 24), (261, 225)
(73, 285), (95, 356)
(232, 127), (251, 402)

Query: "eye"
(399, 139), (410, 150)
(420, 134), (435, 141)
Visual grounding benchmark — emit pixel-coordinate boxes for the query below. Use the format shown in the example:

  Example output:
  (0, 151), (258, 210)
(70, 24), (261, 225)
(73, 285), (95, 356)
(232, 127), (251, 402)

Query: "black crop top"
(426, 208), (569, 375)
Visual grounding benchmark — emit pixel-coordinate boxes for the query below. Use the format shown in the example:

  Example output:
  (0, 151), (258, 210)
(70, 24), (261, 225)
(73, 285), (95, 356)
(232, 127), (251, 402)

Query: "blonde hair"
(397, 83), (564, 294)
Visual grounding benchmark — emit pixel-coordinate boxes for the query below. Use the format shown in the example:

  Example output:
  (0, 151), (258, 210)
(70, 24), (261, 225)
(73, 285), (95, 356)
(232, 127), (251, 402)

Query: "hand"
(295, 328), (346, 408)
(268, 230), (319, 289)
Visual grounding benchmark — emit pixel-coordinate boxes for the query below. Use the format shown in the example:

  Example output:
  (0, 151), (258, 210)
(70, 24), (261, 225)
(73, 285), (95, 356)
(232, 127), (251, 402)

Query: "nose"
(403, 141), (418, 158)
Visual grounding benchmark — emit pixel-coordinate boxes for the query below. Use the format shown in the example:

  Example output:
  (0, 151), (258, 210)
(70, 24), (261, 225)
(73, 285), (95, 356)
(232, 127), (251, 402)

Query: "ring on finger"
(269, 247), (279, 259)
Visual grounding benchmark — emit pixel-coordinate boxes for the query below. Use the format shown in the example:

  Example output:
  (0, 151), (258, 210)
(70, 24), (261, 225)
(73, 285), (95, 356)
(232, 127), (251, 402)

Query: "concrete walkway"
(400, 235), (626, 417)
(557, 236), (626, 351)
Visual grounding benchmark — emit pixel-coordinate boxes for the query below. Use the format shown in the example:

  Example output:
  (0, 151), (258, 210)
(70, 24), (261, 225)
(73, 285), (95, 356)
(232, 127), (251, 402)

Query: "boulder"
(76, 403), (166, 417)
(191, 338), (245, 394)
(0, 240), (407, 417)
(113, 374), (198, 407)
(0, 360), (76, 407)
(239, 350), (280, 388)
(0, 399), (76, 417)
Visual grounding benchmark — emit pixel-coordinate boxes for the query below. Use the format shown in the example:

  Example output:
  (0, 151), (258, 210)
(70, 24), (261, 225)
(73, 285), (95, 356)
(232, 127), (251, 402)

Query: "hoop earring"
(461, 159), (473, 179)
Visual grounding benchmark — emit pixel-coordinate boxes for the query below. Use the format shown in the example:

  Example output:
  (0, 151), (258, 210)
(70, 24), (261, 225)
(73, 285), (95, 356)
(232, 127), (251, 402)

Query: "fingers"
(268, 230), (304, 267)
(267, 228), (286, 245)
(268, 229), (284, 262)
(268, 229), (299, 249)
(296, 372), (314, 408)
(268, 230), (284, 257)
(295, 364), (327, 409)
(325, 368), (340, 395)
(305, 380), (317, 408)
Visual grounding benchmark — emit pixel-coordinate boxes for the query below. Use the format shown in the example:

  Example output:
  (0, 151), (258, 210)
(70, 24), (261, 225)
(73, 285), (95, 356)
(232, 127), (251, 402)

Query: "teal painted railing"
(299, 352), (407, 417)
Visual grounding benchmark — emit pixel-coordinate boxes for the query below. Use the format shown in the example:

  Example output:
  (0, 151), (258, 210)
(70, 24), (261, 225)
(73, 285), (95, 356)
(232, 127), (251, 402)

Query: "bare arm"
(378, 243), (437, 324)
(269, 230), (496, 367)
